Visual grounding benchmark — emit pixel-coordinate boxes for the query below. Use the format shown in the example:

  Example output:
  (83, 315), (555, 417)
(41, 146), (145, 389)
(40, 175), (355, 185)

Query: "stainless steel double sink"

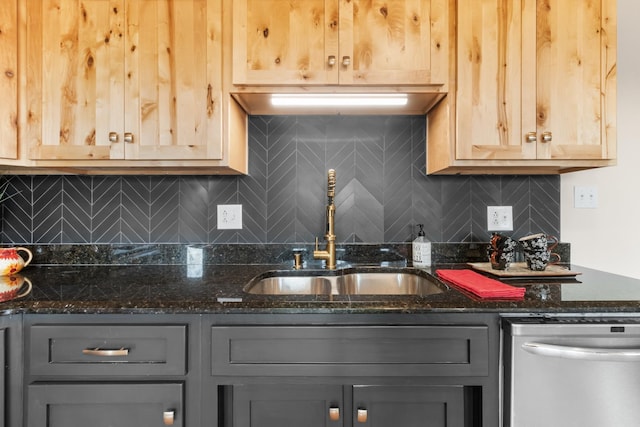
(244, 270), (446, 296)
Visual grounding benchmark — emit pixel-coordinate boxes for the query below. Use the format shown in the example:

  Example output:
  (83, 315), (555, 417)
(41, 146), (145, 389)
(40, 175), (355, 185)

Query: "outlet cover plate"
(487, 206), (513, 231)
(217, 204), (242, 229)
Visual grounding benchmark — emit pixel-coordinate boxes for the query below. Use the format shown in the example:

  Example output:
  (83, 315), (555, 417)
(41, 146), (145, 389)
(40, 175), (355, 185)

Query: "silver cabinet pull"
(82, 347), (129, 356)
(329, 406), (340, 421)
(357, 408), (368, 423)
(525, 132), (537, 143)
(541, 131), (552, 143)
(328, 55), (336, 66)
(124, 132), (134, 144)
(108, 132), (119, 143)
(342, 56), (351, 67)
(163, 410), (175, 425)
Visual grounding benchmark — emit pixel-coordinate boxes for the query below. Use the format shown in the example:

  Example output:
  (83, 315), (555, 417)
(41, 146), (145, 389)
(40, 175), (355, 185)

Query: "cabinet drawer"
(211, 326), (489, 377)
(29, 324), (187, 376)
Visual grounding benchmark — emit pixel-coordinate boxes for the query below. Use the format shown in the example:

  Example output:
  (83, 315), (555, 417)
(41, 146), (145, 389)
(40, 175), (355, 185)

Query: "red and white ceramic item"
(0, 247), (33, 276)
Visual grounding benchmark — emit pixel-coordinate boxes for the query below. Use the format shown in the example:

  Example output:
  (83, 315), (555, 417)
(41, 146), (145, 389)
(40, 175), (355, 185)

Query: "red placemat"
(436, 269), (525, 300)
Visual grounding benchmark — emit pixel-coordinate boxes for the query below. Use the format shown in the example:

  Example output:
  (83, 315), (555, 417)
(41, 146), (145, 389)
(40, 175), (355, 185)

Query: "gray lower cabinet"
(232, 384), (464, 427)
(23, 314), (197, 427)
(27, 383), (183, 427)
(233, 384), (344, 427)
(352, 385), (465, 427)
(212, 315), (499, 427)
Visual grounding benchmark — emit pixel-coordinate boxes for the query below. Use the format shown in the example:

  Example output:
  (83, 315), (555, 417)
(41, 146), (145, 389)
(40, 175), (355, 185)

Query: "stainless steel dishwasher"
(504, 318), (640, 427)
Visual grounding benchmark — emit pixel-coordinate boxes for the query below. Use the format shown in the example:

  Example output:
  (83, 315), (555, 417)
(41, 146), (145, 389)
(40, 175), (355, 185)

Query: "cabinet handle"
(357, 408), (368, 423)
(328, 55), (336, 66)
(525, 132), (537, 143)
(124, 132), (134, 144)
(108, 132), (119, 143)
(82, 347), (129, 357)
(342, 56), (351, 67)
(329, 406), (340, 421)
(163, 410), (175, 425)
(541, 131), (552, 143)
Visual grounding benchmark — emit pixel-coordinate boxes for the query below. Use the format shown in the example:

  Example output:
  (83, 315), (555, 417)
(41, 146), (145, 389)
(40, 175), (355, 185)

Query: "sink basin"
(244, 272), (445, 296)
(336, 273), (443, 295)
(245, 276), (333, 295)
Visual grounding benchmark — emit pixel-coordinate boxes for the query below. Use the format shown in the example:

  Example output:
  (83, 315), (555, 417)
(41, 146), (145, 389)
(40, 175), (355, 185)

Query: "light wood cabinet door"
(26, 0), (223, 162)
(0, 0), (18, 160)
(454, 0), (616, 162)
(233, 0), (445, 86)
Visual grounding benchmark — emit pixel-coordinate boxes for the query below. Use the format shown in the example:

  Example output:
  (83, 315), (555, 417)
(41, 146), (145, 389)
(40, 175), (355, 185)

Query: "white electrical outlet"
(217, 204), (242, 229)
(487, 206), (513, 231)
(574, 186), (598, 209)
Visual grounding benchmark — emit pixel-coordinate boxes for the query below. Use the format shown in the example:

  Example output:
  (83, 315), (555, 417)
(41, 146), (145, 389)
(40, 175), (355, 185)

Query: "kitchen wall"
(561, 0), (640, 279)
(1, 115), (560, 246)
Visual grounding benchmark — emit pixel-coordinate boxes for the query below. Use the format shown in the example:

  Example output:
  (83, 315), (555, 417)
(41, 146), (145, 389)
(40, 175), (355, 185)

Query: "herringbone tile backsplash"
(1, 116), (560, 244)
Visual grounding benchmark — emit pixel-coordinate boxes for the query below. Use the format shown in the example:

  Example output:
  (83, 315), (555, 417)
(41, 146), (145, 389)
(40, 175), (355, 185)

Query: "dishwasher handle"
(522, 342), (640, 362)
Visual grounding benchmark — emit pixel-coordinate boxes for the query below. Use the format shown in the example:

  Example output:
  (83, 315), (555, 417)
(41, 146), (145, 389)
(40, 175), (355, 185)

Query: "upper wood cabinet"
(427, 0), (616, 174)
(23, 0), (246, 174)
(0, 0), (18, 160)
(232, 0), (449, 86)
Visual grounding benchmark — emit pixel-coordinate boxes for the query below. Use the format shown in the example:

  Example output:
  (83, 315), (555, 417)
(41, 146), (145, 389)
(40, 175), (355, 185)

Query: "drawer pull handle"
(541, 131), (553, 143)
(124, 132), (134, 144)
(357, 408), (368, 423)
(108, 132), (119, 143)
(82, 347), (129, 357)
(329, 406), (340, 421)
(163, 410), (175, 425)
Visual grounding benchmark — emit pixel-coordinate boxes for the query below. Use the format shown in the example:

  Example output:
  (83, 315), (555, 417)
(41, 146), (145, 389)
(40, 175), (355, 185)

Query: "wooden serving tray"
(467, 262), (581, 278)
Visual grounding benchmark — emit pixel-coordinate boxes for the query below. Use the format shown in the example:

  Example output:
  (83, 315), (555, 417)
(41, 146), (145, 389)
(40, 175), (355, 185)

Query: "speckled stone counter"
(2, 243), (639, 315)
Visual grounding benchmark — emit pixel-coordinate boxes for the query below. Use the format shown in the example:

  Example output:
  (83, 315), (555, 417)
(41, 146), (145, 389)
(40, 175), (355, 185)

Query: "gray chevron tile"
(150, 177), (179, 243)
(1, 176), (33, 243)
(1, 116), (561, 246)
(353, 180), (384, 242)
(61, 176), (92, 243)
(413, 176), (443, 242)
(529, 176), (560, 237)
(92, 177), (122, 243)
(121, 177), (152, 243)
(502, 176), (531, 238)
(384, 129), (413, 242)
(32, 176), (64, 243)
(335, 179), (356, 243)
(441, 177), (472, 242)
(296, 141), (326, 242)
(327, 142), (357, 183)
(179, 177), (209, 243)
(470, 176), (502, 241)
(238, 174), (266, 243)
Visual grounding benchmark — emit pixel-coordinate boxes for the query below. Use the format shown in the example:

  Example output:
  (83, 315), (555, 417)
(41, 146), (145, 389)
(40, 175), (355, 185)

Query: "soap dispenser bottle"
(412, 224), (431, 267)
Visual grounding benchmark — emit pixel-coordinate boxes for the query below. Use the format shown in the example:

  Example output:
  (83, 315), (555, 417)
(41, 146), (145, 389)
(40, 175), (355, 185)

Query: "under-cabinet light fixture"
(271, 93), (408, 107)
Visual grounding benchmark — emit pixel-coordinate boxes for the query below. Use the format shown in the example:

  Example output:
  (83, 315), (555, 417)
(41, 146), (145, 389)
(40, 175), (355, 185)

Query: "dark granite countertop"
(3, 262), (640, 315)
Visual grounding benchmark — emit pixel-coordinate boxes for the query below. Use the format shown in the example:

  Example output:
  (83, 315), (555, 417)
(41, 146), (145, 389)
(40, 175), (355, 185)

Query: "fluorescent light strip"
(271, 93), (408, 107)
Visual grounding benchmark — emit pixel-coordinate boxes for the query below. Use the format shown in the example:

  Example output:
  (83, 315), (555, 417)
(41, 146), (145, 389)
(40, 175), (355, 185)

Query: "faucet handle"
(315, 237), (320, 250)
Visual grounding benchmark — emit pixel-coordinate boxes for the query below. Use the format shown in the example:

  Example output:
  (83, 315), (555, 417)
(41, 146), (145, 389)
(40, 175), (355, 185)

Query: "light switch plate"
(217, 204), (242, 229)
(574, 186), (598, 209)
